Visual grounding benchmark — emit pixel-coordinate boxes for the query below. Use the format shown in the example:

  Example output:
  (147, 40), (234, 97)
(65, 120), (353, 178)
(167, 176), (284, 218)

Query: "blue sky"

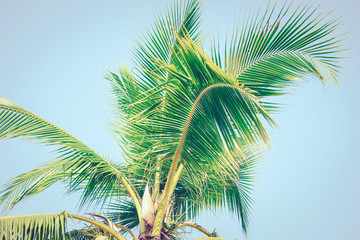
(0, 0), (359, 239)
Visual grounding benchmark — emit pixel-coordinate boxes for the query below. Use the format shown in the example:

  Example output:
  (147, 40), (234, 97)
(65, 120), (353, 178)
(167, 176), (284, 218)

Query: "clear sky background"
(0, 0), (359, 239)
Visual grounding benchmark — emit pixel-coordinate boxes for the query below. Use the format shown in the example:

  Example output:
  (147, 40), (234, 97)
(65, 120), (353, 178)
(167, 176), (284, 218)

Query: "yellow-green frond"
(0, 212), (70, 240)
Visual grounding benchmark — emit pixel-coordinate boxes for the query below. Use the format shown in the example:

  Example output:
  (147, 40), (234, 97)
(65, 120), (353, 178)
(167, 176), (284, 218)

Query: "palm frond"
(0, 96), (99, 155)
(133, 0), (203, 88)
(106, 0), (205, 179)
(172, 146), (261, 234)
(65, 228), (96, 240)
(65, 225), (116, 240)
(211, 2), (345, 97)
(106, 198), (140, 237)
(0, 160), (69, 215)
(0, 96), (135, 214)
(0, 212), (70, 240)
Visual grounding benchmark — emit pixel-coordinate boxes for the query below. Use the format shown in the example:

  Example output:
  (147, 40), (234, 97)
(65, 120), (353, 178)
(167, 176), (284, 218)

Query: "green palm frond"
(134, 0), (203, 87)
(172, 146), (261, 234)
(0, 96), (136, 214)
(0, 212), (70, 240)
(107, 198), (139, 232)
(212, 2), (345, 97)
(107, 0), (205, 177)
(65, 226), (114, 240)
(0, 160), (69, 215)
(65, 229), (95, 240)
(0, 96), (99, 155)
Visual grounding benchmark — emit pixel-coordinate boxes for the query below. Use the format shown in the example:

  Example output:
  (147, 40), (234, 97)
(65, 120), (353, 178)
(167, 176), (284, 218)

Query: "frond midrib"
(235, 49), (335, 80)
(0, 105), (100, 159)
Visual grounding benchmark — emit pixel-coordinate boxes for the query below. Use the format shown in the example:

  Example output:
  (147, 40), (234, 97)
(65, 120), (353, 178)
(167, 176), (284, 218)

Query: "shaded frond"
(172, 146), (262, 234)
(107, 198), (139, 232)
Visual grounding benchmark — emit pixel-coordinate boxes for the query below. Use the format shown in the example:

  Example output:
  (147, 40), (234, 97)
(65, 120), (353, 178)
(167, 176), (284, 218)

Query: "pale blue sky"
(0, 0), (359, 239)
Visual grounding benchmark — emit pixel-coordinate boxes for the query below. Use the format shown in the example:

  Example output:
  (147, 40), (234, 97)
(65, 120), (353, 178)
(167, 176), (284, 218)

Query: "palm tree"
(0, 0), (344, 239)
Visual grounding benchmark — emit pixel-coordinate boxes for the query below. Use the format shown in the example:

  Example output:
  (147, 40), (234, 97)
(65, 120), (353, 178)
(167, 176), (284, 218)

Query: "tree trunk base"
(138, 233), (160, 240)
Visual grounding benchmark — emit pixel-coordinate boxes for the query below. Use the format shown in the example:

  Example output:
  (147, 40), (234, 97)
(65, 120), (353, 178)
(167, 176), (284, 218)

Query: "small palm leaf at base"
(0, 212), (70, 240)
(0, 212), (129, 240)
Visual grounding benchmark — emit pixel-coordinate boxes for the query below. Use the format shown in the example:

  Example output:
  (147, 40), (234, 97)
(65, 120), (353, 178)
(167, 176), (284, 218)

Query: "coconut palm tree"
(0, 0), (344, 239)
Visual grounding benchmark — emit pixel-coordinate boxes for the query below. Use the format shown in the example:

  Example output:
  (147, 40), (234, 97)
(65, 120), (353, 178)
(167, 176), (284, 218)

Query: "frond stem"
(153, 163), (162, 207)
(174, 221), (212, 237)
(114, 223), (138, 240)
(235, 50), (332, 81)
(118, 175), (145, 233)
(70, 214), (126, 240)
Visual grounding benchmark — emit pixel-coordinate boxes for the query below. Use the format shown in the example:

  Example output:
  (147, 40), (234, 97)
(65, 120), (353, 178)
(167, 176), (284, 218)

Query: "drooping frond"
(211, 2), (345, 97)
(0, 212), (70, 240)
(172, 145), (262, 234)
(0, 96), (100, 156)
(0, 96), (137, 214)
(0, 160), (69, 215)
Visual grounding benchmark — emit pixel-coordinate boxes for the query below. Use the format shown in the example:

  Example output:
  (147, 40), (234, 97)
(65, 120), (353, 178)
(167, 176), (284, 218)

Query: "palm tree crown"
(0, 0), (344, 239)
